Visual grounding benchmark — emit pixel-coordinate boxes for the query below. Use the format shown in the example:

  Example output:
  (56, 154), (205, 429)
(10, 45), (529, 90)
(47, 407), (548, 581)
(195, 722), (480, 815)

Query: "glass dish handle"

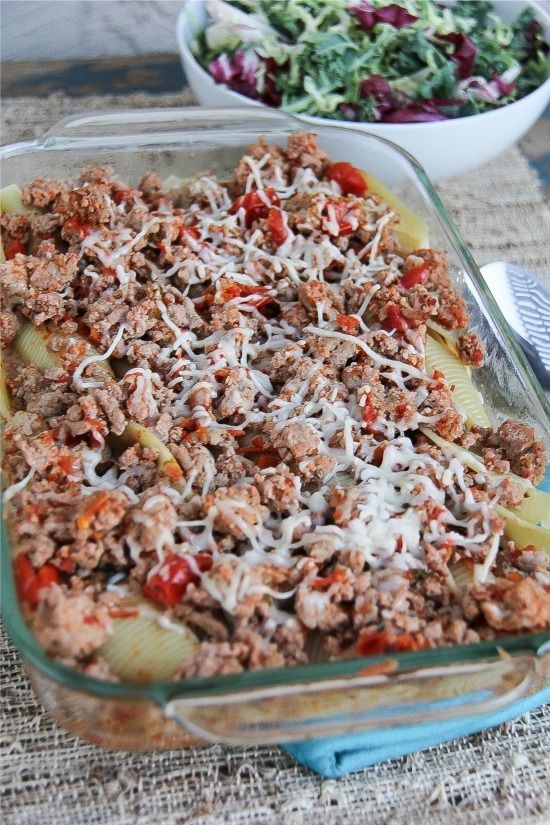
(164, 651), (549, 745)
(40, 107), (294, 145)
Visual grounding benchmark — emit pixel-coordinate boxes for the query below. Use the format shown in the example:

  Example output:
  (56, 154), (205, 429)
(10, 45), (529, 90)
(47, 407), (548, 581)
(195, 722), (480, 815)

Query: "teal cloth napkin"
(284, 687), (550, 777)
(284, 467), (550, 777)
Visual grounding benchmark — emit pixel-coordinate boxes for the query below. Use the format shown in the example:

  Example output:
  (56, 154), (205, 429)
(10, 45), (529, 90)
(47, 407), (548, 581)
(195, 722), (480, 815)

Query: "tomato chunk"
(324, 198), (360, 236)
(327, 162), (367, 197)
(229, 189), (280, 227)
(362, 397), (378, 425)
(357, 627), (425, 656)
(63, 218), (92, 238)
(14, 553), (60, 609)
(399, 262), (429, 289)
(179, 225), (200, 241)
(143, 552), (212, 607)
(4, 239), (26, 259)
(336, 313), (360, 334)
(382, 303), (409, 334)
(265, 207), (287, 247)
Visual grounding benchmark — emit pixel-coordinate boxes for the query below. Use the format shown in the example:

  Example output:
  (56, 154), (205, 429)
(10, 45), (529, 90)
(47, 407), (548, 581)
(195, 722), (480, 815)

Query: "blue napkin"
(284, 686), (550, 777)
(284, 467), (550, 777)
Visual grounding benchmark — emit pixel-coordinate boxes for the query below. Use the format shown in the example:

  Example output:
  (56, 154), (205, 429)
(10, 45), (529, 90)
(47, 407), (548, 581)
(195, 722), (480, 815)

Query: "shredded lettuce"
(196, 0), (549, 123)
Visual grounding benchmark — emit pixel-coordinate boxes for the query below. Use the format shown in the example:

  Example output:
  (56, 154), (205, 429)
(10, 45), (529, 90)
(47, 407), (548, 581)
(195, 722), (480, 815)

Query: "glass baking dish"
(1, 107), (549, 750)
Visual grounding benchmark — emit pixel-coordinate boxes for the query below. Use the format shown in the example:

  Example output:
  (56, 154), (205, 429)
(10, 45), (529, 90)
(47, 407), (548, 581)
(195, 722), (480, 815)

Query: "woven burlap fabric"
(1, 92), (549, 825)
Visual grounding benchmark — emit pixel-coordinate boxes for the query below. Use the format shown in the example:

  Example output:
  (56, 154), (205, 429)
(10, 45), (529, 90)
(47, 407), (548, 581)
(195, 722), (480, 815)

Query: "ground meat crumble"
(1, 133), (548, 681)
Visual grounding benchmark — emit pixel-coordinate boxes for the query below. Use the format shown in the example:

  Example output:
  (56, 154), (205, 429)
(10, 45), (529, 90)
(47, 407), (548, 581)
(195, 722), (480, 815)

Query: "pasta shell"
(425, 334), (491, 427)
(514, 488), (550, 529)
(110, 420), (184, 482)
(419, 427), (549, 547)
(448, 561), (474, 592)
(1, 184), (29, 261)
(361, 171), (429, 253)
(101, 610), (198, 683)
(14, 324), (63, 371)
(496, 506), (550, 554)
(0, 358), (11, 420)
(0, 184), (28, 215)
(14, 322), (114, 382)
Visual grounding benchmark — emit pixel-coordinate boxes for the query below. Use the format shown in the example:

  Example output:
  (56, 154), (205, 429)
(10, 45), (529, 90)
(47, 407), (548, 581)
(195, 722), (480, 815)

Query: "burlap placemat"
(1, 92), (549, 825)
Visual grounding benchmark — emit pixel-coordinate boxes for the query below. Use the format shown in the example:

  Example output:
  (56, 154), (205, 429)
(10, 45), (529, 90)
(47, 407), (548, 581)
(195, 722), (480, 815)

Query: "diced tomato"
(109, 607), (140, 619)
(265, 207), (287, 247)
(143, 552), (212, 607)
(218, 281), (268, 303)
(179, 416), (197, 431)
(324, 198), (360, 236)
(399, 262), (429, 289)
(229, 189), (280, 227)
(179, 225), (200, 241)
(310, 568), (348, 590)
(14, 553), (60, 610)
(382, 303), (409, 334)
(327, 162), (367, 197)
(113, 188), (133, 205)
(356, 629), (388, 656)
(58, 557), (76, 573)
(426, 503), (446, 522)
(75, 490), (111, 531)
(356, 627), (425, 656)
(4, 239), (26, 259)
(63, 218), (92, 238)
(372, 444), (386, 465)
(336, 313), (360, 334)
(362, 397), (378, 426)
(254, 452), (281, 469)
(58, 454), (74, 476)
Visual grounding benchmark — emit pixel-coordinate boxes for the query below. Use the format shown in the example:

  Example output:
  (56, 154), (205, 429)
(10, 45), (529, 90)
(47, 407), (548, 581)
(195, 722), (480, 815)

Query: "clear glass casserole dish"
(1, 107), (549, 751)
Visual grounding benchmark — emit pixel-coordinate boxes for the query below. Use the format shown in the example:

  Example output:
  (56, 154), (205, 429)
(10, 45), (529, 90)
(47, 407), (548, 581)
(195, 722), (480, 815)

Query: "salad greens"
(194, 0), (549, 122)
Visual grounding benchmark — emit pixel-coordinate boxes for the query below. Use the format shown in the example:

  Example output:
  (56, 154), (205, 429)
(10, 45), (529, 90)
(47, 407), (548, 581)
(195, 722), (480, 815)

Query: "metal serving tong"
(481, 261), (550, 390)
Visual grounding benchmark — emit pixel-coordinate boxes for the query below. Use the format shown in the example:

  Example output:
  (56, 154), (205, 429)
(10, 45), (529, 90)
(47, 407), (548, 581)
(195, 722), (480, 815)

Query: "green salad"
(194, 0), (549, 122)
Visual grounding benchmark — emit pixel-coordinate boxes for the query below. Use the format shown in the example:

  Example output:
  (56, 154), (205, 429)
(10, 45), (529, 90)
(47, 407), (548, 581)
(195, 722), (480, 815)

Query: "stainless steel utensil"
(481, 261), (550, 390)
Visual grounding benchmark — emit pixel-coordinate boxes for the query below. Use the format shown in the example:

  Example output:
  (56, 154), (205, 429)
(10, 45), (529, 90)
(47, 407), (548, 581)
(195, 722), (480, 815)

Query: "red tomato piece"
(362, 398), (378, 425)
(327, 162), (367, 197)
(356, 628), (388, 656)
(310, 568), (348, 590)
(336, 313), (360, 334)
(399, 262), (429, 289)
(323, 198), (360, 237)
(14, 553), (60, 610)
(143, 553), (212, 607)
(229, 189), (280, 227)
(109, 608), (140, 619)
(4, 239), (26, 259)
(356, 628), (424, 656)
(63, 218), (92, 238)
(254, 452), (281, 469)
(382, 303), (409, 334)
(179, 225), (200, 241)
(113, 188), (133, 205)
(265, 207), (287, 247)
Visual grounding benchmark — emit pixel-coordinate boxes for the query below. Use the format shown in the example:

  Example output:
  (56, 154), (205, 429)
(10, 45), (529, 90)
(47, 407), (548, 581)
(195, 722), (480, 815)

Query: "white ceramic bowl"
(178, 0), (550, 181)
